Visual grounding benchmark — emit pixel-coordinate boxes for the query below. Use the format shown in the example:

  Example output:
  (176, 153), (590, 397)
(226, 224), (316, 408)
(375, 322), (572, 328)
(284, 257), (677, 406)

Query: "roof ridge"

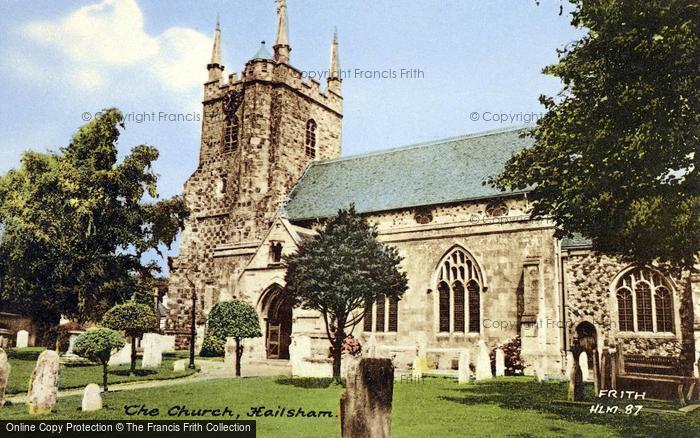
(311, 124), (533, 167)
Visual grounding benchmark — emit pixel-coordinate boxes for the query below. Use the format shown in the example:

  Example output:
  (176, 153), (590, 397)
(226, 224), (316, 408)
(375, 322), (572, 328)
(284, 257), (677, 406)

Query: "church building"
(165, 1), (700, 381)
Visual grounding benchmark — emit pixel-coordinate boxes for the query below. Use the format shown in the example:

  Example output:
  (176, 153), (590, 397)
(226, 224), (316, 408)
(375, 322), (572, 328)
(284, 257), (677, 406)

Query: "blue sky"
(0, 0), (583, 268)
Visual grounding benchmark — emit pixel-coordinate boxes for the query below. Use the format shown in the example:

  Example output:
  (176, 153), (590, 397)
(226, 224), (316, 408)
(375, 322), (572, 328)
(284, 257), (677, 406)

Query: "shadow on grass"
(438, 378), (698, 437)
(109, 369), (158, 377)
(275, 377), (338, 389)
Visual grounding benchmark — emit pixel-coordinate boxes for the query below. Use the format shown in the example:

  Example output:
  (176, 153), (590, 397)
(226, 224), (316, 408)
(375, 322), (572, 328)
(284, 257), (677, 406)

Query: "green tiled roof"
(284, 127), (534, 220)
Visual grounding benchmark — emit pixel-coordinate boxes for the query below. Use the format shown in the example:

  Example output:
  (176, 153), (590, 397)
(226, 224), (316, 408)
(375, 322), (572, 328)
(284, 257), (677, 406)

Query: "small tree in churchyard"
(285, 205), (408, 382)
(102, 302), (158, 375)
(207, 300), (261, 376)
(73, 328), (125, 391)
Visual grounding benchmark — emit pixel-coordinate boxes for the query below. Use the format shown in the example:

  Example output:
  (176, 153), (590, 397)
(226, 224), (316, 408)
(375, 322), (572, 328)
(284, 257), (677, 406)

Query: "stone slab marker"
(580, 351), (590, 382)
(340, 358), (394, 438)
(173, 360), (186, 372)
(108, 344), (131, 366)
(565, 351), (575, 379)
(411, 356), (422, 380)
(495, 349), (505, 377)
(224, 337), (237, 372)
(141, 333), (163, 369)
(475, 340), (492, 380)
(28, 350), (60, 415)
(16, 330), (29, 349)
(458, 349), (471, 384)
(0, 348), (10, 407)
(568, 353), (584, 401)
(81, 384), (102, 412)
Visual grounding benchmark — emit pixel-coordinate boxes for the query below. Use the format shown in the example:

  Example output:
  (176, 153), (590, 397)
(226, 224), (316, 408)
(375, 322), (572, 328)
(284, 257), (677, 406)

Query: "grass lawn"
(5, 349), (197, 395)
(1, 375), (698, 436)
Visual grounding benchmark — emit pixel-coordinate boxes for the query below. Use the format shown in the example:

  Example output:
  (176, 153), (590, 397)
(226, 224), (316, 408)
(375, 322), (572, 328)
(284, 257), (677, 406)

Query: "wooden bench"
(614, 353), (698, 405)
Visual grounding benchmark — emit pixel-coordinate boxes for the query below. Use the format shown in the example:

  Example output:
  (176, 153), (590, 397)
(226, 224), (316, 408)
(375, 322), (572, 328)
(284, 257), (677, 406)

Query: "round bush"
(101, 302), (158, 337)
(199, 332), (225, 357)
(73, 328), (125, 364)
(206, 300), (261, 340)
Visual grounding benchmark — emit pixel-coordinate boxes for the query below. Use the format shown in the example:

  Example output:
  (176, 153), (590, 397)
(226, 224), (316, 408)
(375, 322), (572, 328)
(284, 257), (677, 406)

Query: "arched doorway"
(263, 287), (294, 360)
(574, 321), (600, 389)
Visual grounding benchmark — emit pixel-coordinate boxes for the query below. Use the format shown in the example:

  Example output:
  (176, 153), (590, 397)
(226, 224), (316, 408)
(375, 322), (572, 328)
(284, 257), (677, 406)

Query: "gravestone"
(173, 360), (187, 372)
(108, 344), (131, 366)
(81, 384), (102, 412)
(600, 348), (612, 390)
(565, 351), (575, 379)
(141, 333), (163, 369)
(0, 348), (10, 407)
(580, 351), (590, 382)
(28, 350), (60, 414)
(340, 358), (394, 438)
(16, 330), (29, 349)
(224, 338), (237, 371)
(411, 356), (422, 380)
(458, 349), (471, 384)
(475, 340), (492, 380)
(289, 335), (312, 376)
(495, 349), (505, 377)
(568, 354), (584, 401)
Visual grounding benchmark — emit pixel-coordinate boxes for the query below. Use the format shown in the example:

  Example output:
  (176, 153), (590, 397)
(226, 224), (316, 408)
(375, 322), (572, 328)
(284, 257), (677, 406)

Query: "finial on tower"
(273, 0), (291, 63)
(207, 15), (224, 83)
(328, 27), (341, 95)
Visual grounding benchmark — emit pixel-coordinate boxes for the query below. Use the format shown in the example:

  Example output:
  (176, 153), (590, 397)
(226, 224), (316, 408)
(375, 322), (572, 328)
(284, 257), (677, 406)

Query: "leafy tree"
(101, 302), (158, 375)
(494, 0), (699, 374)
(0, 109), (188, 340)
(206, 300), (261, 376)
(285, 206), (408, 382)
(493, 0), (699, 268)
(73, 327), (125, 391)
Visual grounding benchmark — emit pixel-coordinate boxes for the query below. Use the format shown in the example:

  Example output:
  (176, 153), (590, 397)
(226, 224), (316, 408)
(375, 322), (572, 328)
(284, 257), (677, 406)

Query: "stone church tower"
(165, 1), (343, 345)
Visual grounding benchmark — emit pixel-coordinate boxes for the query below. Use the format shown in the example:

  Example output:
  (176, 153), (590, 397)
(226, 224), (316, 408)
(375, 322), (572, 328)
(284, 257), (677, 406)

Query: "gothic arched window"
(614, 267), (675, 333)
(616, 287), (634, 331)
(363, 294), (400, 333)
(223, 115), (239, 152)
(305, 119), (317, 158)
(436, 247), (482, 333)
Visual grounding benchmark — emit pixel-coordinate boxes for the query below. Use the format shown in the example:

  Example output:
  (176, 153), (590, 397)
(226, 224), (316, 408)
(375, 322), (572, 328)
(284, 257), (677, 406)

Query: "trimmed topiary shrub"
(102, 302), (158, 374)
(199, 332), (225, 357)
(73, 327), (125, 391)
(206, 300), (261, 376)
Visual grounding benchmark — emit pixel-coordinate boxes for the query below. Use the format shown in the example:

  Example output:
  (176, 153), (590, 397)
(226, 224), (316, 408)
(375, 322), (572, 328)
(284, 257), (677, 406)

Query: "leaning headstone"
(568, 354), (584, 401)
(28, 350), (60, 415)
(16, 330), (29, 349)
(580, 351), (590, 382)
(81, 384), (102, 412)
(475, 340), (492, 380)
(458, 349), (471, 384)
(141, 333), (163, 369)
(495, 349), (505, 377)
(108, 344), (131, 366)
(340, 358), (394, 438)
(0, 348), (11, 407)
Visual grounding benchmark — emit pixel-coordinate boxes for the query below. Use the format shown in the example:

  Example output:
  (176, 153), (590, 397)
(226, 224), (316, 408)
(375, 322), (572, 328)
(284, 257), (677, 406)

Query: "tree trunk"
(332, 329), (344, 383)
(130, 336), (137, 375)
(103, 362), (109, 392)
(235, 338), (242, 377)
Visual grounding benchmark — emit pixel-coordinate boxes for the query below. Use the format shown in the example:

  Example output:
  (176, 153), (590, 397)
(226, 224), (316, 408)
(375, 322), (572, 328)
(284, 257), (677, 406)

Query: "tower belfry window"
(224, 115), (239, 152)
(305, 119), (317, 158)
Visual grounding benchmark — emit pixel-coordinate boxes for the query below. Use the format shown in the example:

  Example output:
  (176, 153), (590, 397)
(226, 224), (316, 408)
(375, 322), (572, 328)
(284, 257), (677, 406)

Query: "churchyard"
(3, 348), (195, 396)
(0, 373), (699, 436)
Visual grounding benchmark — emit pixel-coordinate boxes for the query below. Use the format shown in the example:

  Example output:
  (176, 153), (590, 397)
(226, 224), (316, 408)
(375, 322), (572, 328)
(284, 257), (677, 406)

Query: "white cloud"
(19, 0), (209, 94)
